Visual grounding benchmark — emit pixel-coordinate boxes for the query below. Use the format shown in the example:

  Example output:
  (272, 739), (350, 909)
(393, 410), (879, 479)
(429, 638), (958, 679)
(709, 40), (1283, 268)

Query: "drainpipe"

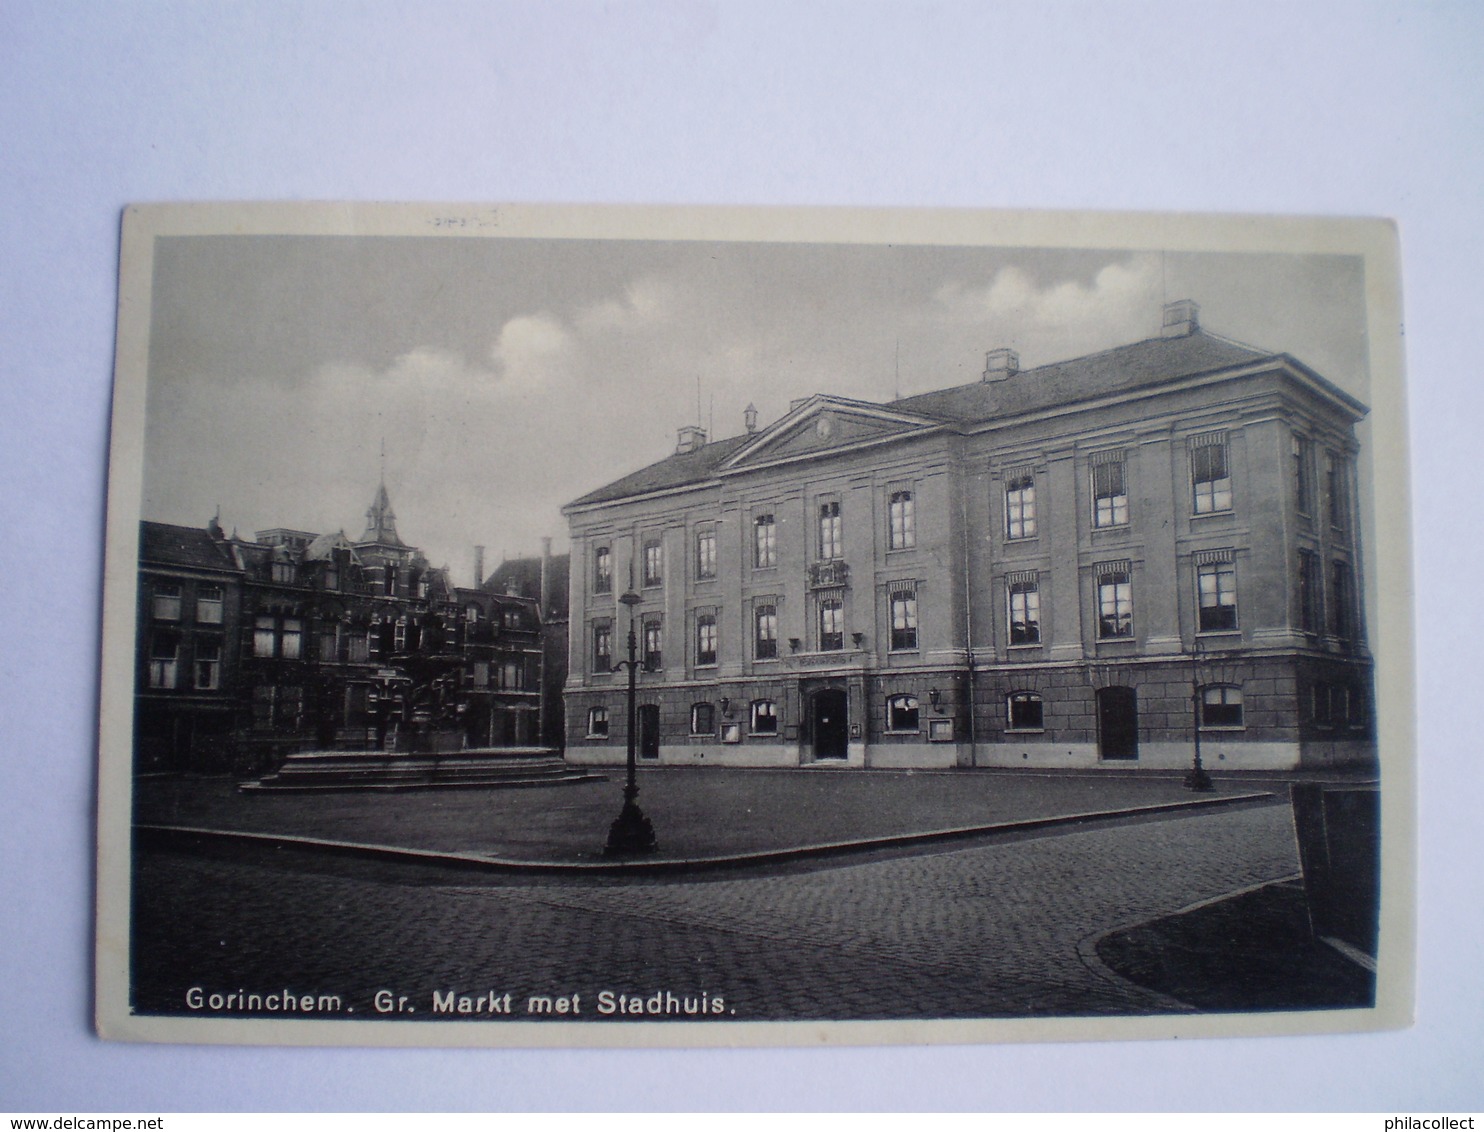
(958, 463), (978, 764)
(540, 537), (552, 750)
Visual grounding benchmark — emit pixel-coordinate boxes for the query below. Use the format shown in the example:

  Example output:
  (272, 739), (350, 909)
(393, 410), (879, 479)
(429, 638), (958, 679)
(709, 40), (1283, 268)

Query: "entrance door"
(1097, 686), (1139, 760)
(638, 704), (660, 760)
(811, 689), (849, 760)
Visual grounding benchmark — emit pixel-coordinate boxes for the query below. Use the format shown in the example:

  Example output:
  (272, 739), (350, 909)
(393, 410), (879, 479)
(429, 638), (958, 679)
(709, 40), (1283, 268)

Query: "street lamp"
(1185, 642), (1215, 793)
(604, 590), (658, 855)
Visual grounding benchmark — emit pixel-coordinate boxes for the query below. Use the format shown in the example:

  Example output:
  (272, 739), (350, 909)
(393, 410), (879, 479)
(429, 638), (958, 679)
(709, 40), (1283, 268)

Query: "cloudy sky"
(141, 233), (1369, 585)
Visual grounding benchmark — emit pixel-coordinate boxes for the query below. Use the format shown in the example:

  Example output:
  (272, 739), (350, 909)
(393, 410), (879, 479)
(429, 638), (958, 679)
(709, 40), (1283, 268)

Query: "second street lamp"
(604, 589), (658, 856)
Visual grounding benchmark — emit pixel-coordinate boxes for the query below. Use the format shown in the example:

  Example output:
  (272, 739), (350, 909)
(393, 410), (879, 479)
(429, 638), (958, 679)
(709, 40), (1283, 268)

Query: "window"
(1006, 571), (1040, 646)
(347, 630), (369, 664)
(272, 561), (297, 584)
(754, 602), (778, 660)
(472, 662), (489, 689)
(1349, 685), (1369, 730)
(319, 623), (339, 662)
(593, 545), (612, 593)
(1091, 452), (1128, 528)
(1331, 684), (1350, 724)
(592, 621), (612, 673)
(691, 702), (715, 735)
(890, 583), (918, 651)
(196, 584), (223, 624)
(695, 612), (718, 666)
(1326, 452), (1349, 529)
(280, 618), (303, 660)
(324, 563), (339, 591)
(252, 685), (276, 730)
(818, 500), (842, 560)
(889, 489), (915, 550)
(1191, 432), (1232, 514)
(587, 706), (609, 737)
(195, 637), (221, 690)
(1196, 553), (1237, 632)
(253, 615), (276, 657)
(1331, 561), (1354, 640)
(695, 527), (717, 580)
(887, 694), (920, 733)
(504, 607), (521, 629)
(819, 596), (844, 651)
(643, 618), (663, 671)
(1007, 691), (1044, 731)
(1096, 562), (1133, 639)
(1312, 682), (1334, 727)
(1005, 471), (1037, 539)
(1293, 434), (1314, 514)
(465, 604), (480, 623)
(500, 661), (522, 690)
(1201, 685), (1244, 728)
(1298, 550), (1323, 634)
(152, 582), (181, 621)
(393, 617), (407, 653)
(643, 539), (663, 586)
(148, 631), (179, 688)
(750, 700), (778, 734)
(754, 513), (777, 568)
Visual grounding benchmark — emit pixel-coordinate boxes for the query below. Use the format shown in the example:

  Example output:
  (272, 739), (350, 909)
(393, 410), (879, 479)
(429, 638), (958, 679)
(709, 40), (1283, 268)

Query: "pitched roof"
(139, 521), (240, 572)
(890, 330), (1272, 424)
(485, 553), (572, 617)
(567, 433), (754, 507)
(566, 330), (1286, 509)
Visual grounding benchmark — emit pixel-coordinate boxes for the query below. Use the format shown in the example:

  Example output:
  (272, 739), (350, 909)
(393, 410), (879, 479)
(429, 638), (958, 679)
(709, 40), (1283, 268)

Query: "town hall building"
(560, 300), (1375, 773)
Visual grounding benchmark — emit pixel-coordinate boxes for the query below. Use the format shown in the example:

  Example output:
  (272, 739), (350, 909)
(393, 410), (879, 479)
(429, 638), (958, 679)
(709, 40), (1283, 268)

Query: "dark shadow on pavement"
(1095, 879), (1375, 1012)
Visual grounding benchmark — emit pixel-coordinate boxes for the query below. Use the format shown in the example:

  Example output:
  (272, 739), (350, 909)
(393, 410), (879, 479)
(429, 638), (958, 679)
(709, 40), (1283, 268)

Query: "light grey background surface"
(2, 1), (1478, 1113)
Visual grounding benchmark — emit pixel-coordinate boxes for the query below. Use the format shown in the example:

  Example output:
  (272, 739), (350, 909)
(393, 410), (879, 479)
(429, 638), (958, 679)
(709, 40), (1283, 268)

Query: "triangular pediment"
(720, 396), (946, 472)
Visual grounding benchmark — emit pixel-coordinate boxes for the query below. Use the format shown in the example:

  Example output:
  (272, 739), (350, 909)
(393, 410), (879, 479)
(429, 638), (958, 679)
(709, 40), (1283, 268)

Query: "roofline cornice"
(565, 356), (1368, 515)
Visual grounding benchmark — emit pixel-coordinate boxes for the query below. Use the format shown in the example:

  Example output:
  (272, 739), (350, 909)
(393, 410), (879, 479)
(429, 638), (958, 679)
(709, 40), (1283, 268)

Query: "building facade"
(486, 543), (571, 751)
(561, 301), (1374, 772)
(135, 483), (545, 774)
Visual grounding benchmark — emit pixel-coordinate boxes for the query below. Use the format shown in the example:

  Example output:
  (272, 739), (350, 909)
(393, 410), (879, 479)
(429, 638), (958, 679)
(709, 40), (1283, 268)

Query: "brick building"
(561, 300), (1374, 772)
(135, 483), (545, 774)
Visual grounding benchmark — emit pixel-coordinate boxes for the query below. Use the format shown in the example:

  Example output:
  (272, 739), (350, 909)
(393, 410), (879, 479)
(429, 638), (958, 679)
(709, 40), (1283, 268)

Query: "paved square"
(133, 801), (1302, 1021)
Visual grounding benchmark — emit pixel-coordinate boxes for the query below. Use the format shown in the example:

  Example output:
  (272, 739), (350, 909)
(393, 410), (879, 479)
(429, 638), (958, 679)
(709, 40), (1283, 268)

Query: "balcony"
(808, 560), (850, 589)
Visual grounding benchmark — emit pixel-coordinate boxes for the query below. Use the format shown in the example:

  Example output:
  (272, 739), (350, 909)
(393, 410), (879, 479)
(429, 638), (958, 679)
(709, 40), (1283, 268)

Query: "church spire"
(359, 477), (405, 547)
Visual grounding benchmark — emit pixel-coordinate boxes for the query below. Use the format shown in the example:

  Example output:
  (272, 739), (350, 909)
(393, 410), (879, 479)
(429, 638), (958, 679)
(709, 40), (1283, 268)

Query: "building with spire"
(135, 480), (547, 774)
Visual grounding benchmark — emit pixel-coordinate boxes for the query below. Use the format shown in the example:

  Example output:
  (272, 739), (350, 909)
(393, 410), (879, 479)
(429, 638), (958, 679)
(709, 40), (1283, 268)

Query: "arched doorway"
(638, 704), (660, 760)
(810, 689), (849, 760)
(1097, 686), (1139, 760)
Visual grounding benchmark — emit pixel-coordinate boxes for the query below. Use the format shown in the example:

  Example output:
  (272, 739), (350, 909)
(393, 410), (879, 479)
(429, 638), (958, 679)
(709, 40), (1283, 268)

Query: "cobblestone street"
(133, 800), (1304, 1022)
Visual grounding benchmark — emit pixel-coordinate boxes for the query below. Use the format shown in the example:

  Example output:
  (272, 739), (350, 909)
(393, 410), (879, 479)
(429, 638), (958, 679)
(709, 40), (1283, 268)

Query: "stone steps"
(241, 747), (606, 793)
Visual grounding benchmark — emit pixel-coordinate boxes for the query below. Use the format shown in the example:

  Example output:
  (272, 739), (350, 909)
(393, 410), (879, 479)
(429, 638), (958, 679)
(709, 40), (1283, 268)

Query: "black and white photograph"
(96, 203), (1411, 1047)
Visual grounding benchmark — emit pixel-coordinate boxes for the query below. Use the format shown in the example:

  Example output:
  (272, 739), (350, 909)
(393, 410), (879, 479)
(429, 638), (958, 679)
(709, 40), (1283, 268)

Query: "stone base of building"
(972, 738), (1375, 772)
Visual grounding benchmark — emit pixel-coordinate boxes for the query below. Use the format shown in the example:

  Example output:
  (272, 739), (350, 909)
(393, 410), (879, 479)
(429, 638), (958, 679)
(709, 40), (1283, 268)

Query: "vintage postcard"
(97, 203), (1414, 1047)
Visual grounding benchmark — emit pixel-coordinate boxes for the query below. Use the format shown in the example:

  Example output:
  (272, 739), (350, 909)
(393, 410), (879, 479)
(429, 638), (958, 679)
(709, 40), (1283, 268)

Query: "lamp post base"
(604, 798), (658, 856)
(1184, 765), (1215, 792)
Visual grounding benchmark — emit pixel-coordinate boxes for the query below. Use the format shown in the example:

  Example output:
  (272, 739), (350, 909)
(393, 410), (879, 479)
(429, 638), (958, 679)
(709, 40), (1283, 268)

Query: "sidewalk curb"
(136, 790), (1278, 877)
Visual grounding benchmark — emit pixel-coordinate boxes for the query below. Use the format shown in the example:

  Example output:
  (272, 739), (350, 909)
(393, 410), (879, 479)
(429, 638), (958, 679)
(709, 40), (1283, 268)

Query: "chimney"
(540, 537), (552, 616)
(473, 544), (485, 589)
(982, 348), (1020, 382)
(676, 424), (708, 454)
(1161, 299), (1200, 338)
(744, 403), (759, 433)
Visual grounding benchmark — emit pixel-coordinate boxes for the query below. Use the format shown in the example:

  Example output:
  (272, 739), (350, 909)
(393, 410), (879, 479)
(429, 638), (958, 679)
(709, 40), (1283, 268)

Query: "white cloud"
(575, 277), (674, 335)
(930, 255), (1162, 365)
(489, 312), (575, 396)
